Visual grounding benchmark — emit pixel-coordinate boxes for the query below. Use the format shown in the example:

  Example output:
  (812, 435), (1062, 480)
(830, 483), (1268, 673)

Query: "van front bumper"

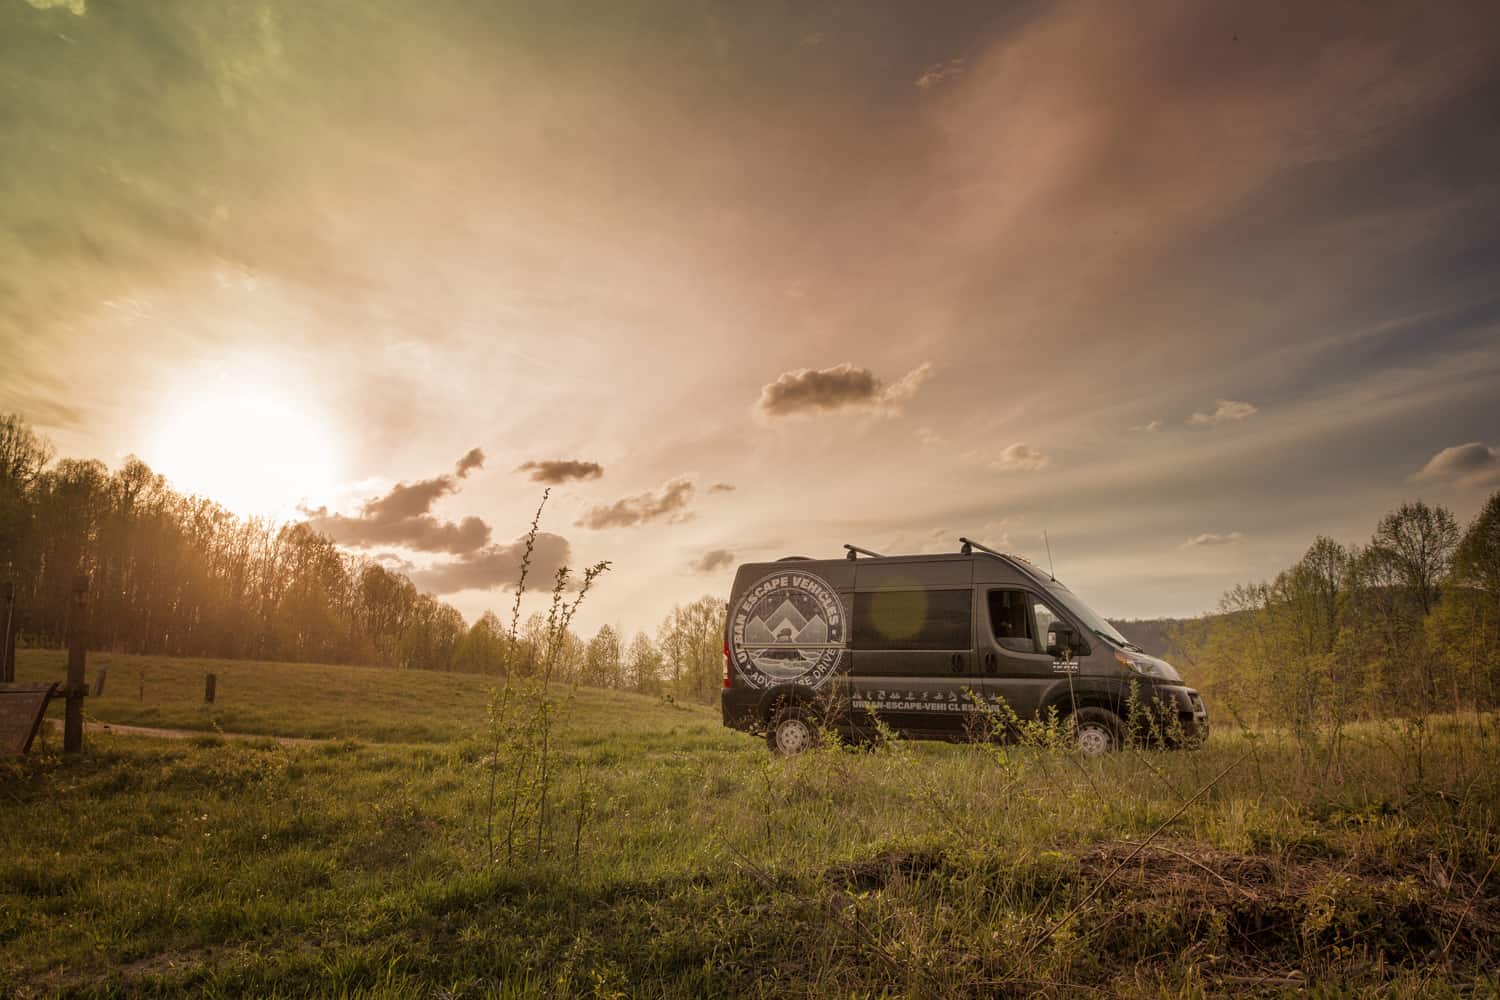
(1154, 684), (1209, 745)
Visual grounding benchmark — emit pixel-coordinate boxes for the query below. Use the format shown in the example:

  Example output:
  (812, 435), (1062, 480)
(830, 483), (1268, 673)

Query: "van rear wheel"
(1071, 707), (1122, 756)
(767, 705), (818, 756)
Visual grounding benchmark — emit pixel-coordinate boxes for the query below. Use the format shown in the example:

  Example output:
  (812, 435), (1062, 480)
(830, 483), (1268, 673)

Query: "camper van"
(720, 538), (1208, 755)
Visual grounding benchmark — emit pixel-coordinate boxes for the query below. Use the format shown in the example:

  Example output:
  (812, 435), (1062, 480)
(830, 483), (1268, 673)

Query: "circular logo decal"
(730, 571), (847, 689)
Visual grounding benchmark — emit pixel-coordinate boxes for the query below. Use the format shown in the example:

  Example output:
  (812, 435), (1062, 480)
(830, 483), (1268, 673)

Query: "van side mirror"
(1046, 622), (1076, 658)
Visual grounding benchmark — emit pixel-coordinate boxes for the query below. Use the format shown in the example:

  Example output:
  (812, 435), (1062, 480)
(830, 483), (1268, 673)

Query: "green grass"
(15, 649), (696, 744)
(4, 652), (1499, 997)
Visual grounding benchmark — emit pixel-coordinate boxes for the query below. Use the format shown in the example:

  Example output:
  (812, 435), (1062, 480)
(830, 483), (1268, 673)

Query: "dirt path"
(46, 718), (329, 747)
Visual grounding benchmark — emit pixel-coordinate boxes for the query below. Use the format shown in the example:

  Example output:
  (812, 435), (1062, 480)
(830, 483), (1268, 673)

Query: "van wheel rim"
(776, 718), (813, 754)
(1077, 723), (1113, 755)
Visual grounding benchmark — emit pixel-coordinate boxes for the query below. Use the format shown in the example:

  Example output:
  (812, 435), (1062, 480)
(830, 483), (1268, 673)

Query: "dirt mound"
(1071, 840), (1497, 967)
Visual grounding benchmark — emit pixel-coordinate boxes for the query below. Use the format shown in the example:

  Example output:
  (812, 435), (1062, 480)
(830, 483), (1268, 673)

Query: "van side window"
(988, 589), (1036, 652)
(852, 589), (972, 650)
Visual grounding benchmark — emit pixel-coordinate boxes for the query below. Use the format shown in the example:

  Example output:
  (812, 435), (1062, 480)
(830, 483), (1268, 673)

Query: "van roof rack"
(843, 544), (884, 560)
(958, 536), (1005, 558)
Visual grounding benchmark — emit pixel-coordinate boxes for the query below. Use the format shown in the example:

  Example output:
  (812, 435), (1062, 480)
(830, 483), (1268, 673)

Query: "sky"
(4, 0), (1500, 639)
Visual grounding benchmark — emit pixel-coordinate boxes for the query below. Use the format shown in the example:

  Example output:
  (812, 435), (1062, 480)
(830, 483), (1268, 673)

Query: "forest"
(0, 414), (727, 702)
(1173, 491), (1500, 747)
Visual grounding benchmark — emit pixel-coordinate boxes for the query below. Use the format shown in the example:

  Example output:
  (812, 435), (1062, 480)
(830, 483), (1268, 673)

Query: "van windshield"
(1043, 582), (1139, 651)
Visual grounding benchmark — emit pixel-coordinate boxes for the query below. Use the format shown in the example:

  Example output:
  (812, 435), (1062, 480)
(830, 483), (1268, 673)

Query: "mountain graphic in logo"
(796, 616), (828, 644)
(744, 617), (775, 644)
(764, 600), (808, 640)
(746, 599), (826, 645)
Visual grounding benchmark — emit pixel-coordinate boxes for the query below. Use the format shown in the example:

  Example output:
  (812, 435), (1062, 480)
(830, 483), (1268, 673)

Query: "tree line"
(0, 413), (728, 699)
(1173, 492), (1500, 748)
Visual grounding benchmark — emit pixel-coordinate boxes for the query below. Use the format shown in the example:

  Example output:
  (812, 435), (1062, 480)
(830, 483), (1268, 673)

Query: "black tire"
(766, 704), (819, 756)
(1070, 707), (1123, 756)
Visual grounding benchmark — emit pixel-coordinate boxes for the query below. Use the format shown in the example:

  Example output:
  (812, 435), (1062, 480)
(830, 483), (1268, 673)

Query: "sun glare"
(147, 382), (342, 520)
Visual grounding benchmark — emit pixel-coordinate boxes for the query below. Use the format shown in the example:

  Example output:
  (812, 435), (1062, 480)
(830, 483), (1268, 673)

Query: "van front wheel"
(1071, 708), (1122, 756)
(767, 705), (818, 756)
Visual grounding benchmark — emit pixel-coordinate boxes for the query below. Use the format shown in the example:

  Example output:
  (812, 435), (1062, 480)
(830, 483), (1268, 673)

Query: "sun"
(146, 381), (342, 520)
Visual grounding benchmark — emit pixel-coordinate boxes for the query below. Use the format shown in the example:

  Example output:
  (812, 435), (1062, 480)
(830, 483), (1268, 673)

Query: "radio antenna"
(1043, 530), (1056, 581)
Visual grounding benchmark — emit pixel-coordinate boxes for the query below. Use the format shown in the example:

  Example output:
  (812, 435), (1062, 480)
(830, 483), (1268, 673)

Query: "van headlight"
(1113, 649), (1179, 681)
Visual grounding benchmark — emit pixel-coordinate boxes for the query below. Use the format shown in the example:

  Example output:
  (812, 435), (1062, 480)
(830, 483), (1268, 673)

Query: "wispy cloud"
(915, 57), (964, 90)
(1181, 531), (1245, 548)
(1132, 419), (1163, 433)
(688, 548), (734, 573)
(516, 459), (604, 484)
(757, 362), (932, 418)
(989, 443), (1050, 472)
(576, 476), (696, 529)
(1187, 400), (1258, 427)
(915, 426), (946, 447)
(1412, 442), (1500, 488)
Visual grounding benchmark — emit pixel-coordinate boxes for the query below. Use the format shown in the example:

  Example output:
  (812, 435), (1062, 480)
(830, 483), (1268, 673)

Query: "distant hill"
(1107, 618), (1199, 660)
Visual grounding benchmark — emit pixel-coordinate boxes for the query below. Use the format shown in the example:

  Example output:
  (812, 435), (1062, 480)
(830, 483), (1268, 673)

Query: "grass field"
(4, 651), (1499, 997)
(14, 650), (682, 745)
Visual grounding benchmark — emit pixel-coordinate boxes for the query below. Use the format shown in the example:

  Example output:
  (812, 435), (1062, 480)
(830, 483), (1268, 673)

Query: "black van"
(720, 538), (1208, 755)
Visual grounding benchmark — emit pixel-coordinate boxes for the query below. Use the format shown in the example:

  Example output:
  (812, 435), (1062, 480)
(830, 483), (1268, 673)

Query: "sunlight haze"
(4, 0), (1499, 638)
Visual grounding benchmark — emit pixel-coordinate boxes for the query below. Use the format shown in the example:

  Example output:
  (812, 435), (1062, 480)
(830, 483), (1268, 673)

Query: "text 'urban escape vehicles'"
(720, 538), (1208, 755)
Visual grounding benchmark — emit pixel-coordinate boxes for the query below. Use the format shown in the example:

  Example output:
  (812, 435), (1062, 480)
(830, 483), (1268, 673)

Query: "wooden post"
(64, 573), (87, 754)
(2, 580), (15, 684)
(204, 673), (216, 704)
(93, 667), (107, 697)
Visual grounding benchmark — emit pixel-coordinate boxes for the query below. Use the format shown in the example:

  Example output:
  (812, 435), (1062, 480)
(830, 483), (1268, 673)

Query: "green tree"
(584, 624), (623, 688)
(656, 596), (726, 703)
(1370, 500), (1460, 616)
(625, 631), (663, 693)
(1428, 491), (1500, 710)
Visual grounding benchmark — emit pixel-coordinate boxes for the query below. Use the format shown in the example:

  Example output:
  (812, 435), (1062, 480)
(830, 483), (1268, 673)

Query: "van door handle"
(950, 652), (964, 673)
(984, 651), (997, 673)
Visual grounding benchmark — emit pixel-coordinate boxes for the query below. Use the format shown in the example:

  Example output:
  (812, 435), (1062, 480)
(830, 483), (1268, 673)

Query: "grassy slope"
(4, 652), (1499, 997)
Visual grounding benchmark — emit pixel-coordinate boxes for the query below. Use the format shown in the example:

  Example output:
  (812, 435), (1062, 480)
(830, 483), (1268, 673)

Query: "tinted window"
(988, 589), (1036, 652)
(853, 589), (972, 650)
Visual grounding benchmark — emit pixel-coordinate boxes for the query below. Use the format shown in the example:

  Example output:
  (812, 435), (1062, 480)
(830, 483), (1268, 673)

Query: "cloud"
(516, 459), (604, 484)
(757, 362), (933, 418)
(576, 476), (696, 529)
(689, 548), (735, 573)
(1132, 420), (1163, 433)
(915, 426), (946, 447)
(454, 448), (485, 478)
(304, 449), (492, 554)
(1188, 400), (1259, 427)
(413, 532), (571, 595)
(1181, 531), (1244, 548)
(1411, 442), (1500, 488)
(916, 58), (964, 90)
(708, 482), (736, 493)
(371, 552), (416, 574)
(990, 443), (1050, 472)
